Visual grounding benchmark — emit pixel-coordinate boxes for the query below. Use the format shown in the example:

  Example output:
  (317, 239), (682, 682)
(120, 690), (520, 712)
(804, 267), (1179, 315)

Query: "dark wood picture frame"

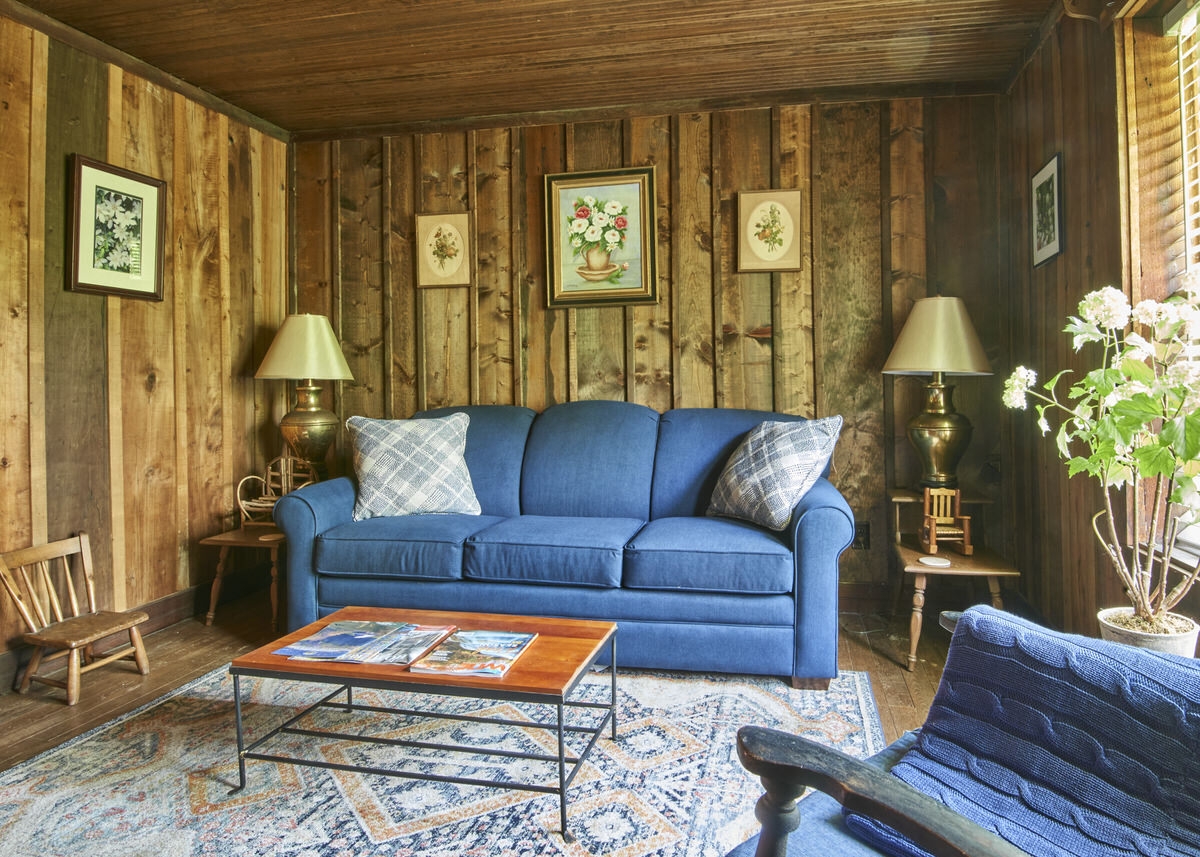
(69, 154), (167, 301)
(544, 166), (657, 307)
(1031, 153), (1062, 267)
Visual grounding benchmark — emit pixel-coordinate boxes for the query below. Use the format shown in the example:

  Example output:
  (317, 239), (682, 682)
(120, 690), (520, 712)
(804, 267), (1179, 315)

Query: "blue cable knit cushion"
(845, 606), (1200, 857)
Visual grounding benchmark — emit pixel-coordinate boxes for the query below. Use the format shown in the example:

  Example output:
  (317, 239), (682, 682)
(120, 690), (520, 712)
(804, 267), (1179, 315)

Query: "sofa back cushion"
(415, 405), (536, 517)
(521, 401), (660, 519)
(651, 408), (810, 519)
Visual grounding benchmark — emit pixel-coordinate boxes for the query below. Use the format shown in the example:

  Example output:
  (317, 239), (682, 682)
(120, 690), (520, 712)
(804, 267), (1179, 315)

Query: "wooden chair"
(237, 454), (315, 526)
(0, 533), (150, 706)
(918, 487), (973, 555)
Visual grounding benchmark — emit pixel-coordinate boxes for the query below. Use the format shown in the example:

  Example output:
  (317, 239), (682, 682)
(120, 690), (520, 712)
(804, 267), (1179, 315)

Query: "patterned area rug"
(0, 666), (883, 856)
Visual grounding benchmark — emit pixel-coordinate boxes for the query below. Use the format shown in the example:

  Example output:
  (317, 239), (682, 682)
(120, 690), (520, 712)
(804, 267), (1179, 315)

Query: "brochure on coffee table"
(410, 629), (538, 676)
(274, 621), (456, 665)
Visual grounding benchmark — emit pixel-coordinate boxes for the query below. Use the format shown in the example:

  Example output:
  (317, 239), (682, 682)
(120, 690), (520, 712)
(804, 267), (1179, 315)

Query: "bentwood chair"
(0, 533), (150, 705)
(730, 606), (1200, 856)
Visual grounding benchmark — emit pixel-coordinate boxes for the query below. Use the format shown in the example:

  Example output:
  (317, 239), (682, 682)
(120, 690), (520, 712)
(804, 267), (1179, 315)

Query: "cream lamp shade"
(255, 313), (353, 382)
(883, 296), (991, 488)
(256, 314), (353, 475)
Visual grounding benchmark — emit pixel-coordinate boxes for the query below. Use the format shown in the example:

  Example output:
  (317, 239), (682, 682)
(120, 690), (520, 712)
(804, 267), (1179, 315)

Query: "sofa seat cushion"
(465, 516), (645, 588)
(314, 515), (505, 580)
(624, 517), (794, 594)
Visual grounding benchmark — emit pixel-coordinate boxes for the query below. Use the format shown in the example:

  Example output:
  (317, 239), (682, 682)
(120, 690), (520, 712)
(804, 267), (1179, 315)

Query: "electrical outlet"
(853, 521), (871, 550)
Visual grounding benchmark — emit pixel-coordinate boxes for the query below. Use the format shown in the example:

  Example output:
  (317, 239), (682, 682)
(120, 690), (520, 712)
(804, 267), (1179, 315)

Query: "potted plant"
(1002, 282), (1200, 654)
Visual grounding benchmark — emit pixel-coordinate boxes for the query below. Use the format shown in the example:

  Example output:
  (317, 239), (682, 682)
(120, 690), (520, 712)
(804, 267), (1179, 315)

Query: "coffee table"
(228, 606), (617, 841)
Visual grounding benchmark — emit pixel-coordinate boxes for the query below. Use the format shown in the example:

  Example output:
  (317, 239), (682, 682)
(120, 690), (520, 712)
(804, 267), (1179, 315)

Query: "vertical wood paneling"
(568, 120), (626, 402)
(43, 39), (110, 577)
(672, 113), (716, 408)
(1001, 16), (1132, 633)
(0, 18), (34, 583)
(339, 138), (386, 418)
(1, 12), (290, 655)
(716, 109), (774, 410)
(629, 115), (673, 411)
(928, 98), (1000, 502)
(176, 99), (227, 592)
(386, 135), (418, 417)
(113, 74), (177, 609)
(774, 105), (814, 418)
(227, 123), (257, 515)
(813, 102), (886, 584)
(26, 32), (46, 549)
(473, 128), (515, 406)
(255, 134), (288, 456)
(520, 124), (567, 411)
(886, 99), (926, 492)
(416, 133), (471, 409)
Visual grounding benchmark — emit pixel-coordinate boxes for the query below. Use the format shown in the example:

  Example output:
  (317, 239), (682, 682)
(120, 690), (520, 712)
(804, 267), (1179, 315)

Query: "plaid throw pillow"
(347, 413), (481, 521)
(707, 416), (843, 530)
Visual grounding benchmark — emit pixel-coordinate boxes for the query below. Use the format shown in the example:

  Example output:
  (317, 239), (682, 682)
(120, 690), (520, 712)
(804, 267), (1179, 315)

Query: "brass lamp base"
(908, 373), (972, 489)
(279, 380), (338, 477)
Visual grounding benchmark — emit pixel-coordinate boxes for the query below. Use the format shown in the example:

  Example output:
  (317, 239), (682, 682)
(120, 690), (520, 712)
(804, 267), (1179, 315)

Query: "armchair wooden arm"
(736, 726), (1024, 857)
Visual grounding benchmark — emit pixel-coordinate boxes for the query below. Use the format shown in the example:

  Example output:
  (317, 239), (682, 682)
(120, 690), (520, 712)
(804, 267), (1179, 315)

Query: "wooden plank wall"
(293, 97), (1007, 597)
(1000, 15), (1182, 633)
(0, 14), (288, 654)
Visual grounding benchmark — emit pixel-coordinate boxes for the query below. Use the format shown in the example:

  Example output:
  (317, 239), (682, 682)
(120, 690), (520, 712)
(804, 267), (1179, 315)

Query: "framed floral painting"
(544, 166), (657, 307)
(415, 212), (472, 287)
(69, 154), (166, 300)
(737, 189), (803, 272)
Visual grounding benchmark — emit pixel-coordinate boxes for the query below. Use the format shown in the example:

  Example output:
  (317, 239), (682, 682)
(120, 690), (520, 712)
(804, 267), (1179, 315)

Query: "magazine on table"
(410, 629), (538, 677)
(273, 621), (456, 665)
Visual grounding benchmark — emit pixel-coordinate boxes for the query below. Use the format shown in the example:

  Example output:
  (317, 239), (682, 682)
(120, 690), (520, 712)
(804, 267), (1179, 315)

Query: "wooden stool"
(199, 525), (285, 629)
(893, 537), (1019, 671)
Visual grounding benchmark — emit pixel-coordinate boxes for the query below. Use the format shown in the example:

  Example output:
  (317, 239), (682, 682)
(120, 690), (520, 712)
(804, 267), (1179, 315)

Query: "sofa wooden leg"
(790, 676), (830, 691)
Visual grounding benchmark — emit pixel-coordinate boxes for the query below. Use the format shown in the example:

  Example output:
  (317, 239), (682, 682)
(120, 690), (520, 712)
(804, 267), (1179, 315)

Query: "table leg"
(207, 546), (232, 626)
(267, 546), (280, 630)
(230, 674), (247, 794)
(987, 576), (1004, 610)
(557, 702), (574, 843)
(908, 572), (927, 672)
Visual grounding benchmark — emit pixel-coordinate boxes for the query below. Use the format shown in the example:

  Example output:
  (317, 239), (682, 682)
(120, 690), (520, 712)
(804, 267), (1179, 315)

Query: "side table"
(893, 536), (1019, 671)
(200, 525), (285, 629)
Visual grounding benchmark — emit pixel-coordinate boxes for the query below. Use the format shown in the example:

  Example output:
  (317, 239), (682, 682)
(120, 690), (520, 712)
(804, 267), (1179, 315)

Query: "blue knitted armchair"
(731, 605), (1200, 857)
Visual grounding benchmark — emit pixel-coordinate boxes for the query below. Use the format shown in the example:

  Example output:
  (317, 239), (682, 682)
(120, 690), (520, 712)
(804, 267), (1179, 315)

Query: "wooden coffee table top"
(231, 606), (617, 698)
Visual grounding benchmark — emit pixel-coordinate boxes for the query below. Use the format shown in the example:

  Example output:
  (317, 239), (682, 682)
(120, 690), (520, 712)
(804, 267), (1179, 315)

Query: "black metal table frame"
(229, 635), (616, 842)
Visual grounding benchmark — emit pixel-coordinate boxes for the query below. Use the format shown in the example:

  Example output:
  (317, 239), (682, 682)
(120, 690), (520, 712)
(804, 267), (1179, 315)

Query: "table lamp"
(255, 314), (354, 475)
(882, 296), (991, 488)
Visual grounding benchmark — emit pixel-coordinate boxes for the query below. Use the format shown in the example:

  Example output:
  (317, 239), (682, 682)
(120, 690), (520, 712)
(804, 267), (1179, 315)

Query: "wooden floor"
(0, 590), (951, 772)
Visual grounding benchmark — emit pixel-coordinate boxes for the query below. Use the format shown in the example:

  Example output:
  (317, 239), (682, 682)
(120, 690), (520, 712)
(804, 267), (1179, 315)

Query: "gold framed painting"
(415, 212), (472, 287)
(737, 189), (803, 272)
(544, 166), (657, 307)
(69, 154), (167, 300)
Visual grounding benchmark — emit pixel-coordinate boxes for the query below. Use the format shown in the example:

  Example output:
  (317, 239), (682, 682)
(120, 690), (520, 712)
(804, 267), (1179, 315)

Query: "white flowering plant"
(567, 195), (630, 258)
(1002, 282), (1200, 631)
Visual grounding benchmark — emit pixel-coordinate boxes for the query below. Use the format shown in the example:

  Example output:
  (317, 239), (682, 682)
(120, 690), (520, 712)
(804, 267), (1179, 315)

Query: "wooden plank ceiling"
(17, 0), (1066, 138)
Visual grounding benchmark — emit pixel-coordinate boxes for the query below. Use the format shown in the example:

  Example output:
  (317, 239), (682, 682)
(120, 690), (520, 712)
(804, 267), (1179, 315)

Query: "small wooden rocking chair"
(919, 487), (974, 555)
(0, 533), (150, 705)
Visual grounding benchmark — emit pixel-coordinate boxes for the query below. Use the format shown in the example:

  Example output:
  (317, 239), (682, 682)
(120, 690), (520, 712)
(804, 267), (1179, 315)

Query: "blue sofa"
(274, 401), (855, 686)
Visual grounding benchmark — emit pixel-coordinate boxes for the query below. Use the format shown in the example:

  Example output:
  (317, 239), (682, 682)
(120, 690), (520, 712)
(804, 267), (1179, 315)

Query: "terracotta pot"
(583, 246), (611, 271)
(1097, 606), (1199, 657)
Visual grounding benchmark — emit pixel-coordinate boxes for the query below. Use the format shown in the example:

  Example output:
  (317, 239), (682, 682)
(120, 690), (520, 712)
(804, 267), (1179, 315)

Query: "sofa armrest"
(736, 726), (1024, 857)
(274, 476), (356, 629)
(787, 478), (854, 681)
